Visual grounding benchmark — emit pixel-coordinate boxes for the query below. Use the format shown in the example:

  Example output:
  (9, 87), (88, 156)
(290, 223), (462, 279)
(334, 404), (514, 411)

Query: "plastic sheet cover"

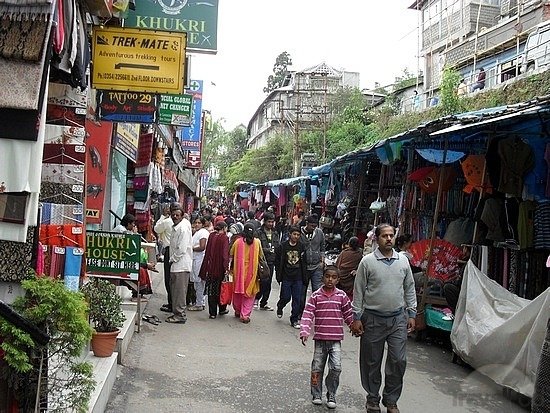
(451, 261), (550, 398)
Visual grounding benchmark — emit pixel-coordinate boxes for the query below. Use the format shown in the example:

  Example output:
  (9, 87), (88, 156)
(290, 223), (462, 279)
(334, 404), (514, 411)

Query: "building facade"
(411, 0), (550, 104)
(247, 62), (360, 149)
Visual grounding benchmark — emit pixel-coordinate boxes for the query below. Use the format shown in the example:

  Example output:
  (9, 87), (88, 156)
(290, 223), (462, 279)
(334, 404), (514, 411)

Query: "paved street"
(106, 269), (528, 413)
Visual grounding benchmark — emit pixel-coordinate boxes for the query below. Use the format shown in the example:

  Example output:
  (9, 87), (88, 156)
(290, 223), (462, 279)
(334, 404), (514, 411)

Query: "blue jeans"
(277, 279), (303, 323)
(311, 340), (342, 399)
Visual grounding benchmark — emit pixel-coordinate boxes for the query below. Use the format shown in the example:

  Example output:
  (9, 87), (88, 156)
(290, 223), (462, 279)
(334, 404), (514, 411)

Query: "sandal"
(142, 315), (159, 325)
(241, 317), (250, 324)
(165, 316), (186, 324)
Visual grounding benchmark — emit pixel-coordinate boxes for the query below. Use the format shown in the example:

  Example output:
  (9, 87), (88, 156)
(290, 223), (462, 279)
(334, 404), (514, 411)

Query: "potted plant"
(81, 278), (126, 357)
(0, 276), (95, 411)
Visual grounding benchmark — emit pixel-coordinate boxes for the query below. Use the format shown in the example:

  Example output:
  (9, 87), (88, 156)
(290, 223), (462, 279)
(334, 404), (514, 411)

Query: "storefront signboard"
(124, 0), (219, 54)
(114, 123), (140, 163)
(97, 90), (157, 123)
(92, 27), (186, 94)
(158, 93), (193, 125)
(86, 231), (140, 280)
(176, 79), (203, 151)
(186, 150), (201, 169)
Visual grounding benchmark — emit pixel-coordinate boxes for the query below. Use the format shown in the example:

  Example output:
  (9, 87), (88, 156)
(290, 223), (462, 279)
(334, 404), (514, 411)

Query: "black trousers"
(255, 263), (275, 306)
(207, 294), (227, 317)
(164, 246), (172, 308)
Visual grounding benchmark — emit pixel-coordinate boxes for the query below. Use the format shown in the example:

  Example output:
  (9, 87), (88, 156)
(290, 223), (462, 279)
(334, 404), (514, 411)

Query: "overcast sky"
(191, 1), (420, 129)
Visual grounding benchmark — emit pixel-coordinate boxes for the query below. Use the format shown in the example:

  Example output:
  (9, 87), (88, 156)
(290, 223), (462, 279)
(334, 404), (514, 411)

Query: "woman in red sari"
(199, 221), (229, 319)
(229, 223), (262, 323)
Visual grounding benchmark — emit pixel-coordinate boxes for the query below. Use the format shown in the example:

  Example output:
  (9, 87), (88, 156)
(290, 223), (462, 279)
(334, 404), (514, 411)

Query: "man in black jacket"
(254, 212), (280, 310)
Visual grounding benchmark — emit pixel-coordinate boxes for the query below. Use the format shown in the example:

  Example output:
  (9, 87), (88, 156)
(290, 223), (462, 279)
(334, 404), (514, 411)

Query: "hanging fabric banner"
(85, 119), (113, 224)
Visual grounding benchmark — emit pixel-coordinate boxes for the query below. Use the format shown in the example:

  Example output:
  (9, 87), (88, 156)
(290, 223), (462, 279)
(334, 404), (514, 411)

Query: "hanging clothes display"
(0, 1), (55, 141)
(497, 136), (535, 196)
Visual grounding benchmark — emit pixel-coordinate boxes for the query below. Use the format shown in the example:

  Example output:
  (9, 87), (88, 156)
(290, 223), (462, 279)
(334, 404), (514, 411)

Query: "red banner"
(85, 119), (113, 224)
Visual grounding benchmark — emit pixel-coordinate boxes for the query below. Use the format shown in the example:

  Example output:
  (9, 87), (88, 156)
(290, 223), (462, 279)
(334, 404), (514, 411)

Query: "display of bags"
(219, 275), (233, 306)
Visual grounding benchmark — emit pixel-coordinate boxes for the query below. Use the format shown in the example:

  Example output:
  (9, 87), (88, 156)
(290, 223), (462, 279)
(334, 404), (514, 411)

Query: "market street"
(105, 269), (527, 413)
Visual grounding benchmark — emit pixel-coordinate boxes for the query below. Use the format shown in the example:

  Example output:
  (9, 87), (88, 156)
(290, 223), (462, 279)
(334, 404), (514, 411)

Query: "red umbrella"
(408, 239), (464, 282)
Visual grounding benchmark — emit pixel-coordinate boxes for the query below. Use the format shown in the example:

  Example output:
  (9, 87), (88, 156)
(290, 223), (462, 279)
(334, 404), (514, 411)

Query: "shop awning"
(309, 161), (334, 176)
(263, 176), (309, 187)
(430, 104), (550, 138)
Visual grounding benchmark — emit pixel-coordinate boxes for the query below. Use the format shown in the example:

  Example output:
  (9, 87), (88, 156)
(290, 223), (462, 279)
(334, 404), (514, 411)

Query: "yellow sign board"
(92, 27), (186, 94)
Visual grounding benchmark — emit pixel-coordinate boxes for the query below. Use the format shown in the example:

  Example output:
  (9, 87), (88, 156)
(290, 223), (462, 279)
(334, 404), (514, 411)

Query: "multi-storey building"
(410, 0), (550, 106)
(247, 62), (360, 150)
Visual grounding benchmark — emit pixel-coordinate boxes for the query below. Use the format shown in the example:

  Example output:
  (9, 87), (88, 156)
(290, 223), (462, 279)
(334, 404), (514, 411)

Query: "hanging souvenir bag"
(369, 197), (386, 212)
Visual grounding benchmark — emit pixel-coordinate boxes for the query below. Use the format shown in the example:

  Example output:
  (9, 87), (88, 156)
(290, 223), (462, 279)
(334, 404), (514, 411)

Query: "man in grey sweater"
(350, 223), (416, 413)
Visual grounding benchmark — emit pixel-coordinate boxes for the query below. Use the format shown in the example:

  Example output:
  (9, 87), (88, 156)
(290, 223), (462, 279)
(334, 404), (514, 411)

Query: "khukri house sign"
(86, 231), (141, 280)
(92, 27), (187, 94)
(125, 0), (218, 54)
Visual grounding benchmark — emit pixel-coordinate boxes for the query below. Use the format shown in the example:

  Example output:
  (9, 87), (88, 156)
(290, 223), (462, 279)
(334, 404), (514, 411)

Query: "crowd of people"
(111, 200), (421, 413)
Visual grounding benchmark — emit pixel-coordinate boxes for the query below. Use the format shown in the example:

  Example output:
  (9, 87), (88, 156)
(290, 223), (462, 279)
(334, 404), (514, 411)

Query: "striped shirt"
(299, 287), (354, 341)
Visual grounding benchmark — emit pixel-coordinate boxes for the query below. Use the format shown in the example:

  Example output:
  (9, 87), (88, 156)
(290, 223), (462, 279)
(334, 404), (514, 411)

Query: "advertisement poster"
(85, 119), (113, 224)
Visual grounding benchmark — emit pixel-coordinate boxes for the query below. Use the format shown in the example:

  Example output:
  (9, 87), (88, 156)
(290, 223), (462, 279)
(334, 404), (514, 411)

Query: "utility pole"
(293, 75), (302, 177)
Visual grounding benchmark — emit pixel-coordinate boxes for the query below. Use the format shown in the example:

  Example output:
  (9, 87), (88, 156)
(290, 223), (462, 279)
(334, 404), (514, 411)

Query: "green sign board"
(125, 0), (219, 54)
(158, 93), (193, 126)
(86, 231), (141, 280)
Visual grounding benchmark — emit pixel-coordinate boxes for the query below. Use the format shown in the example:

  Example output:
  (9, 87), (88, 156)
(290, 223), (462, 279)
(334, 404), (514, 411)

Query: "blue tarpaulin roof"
(263, 176), (309, 187)
(302, 95), (550, 176)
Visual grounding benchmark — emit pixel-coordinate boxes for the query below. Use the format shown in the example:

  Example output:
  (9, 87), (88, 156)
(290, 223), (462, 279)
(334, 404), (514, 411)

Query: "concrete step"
(116, 309), (137, 365)
(86, 351), (118, 413)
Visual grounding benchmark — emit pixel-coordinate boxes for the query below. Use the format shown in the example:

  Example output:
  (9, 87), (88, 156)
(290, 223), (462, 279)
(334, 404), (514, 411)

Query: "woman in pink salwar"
(229, 222), (262, 323)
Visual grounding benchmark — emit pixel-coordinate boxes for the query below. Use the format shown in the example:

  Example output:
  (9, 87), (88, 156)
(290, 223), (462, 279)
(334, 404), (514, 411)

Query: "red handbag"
(219, 276), (233, 306)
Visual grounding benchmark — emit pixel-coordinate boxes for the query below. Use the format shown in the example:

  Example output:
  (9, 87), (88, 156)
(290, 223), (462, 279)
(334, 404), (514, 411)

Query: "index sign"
(92, 27), (186, 94)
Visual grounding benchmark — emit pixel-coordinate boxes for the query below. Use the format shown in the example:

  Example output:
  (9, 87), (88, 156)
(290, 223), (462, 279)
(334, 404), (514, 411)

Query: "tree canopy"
(263, 51), (292, 93)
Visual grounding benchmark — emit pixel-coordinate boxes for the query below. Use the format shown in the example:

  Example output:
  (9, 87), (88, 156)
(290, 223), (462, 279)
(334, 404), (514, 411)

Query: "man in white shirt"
(167, 206), (193, 323)
(154, 204), (174, 313)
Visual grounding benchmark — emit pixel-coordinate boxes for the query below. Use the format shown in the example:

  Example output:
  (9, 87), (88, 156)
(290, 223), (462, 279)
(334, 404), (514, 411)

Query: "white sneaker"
(326, 394), (336, 409)
(291, 321), (300, 329)
(312, 398), (322, 405)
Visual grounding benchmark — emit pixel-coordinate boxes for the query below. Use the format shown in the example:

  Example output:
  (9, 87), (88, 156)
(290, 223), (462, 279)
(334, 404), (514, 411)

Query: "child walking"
(275, 226), (307, 328)
(299, 265), (354, 409)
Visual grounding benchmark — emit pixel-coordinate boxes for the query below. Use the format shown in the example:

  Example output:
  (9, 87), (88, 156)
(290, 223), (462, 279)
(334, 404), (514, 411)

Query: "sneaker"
(366, 401), (381, 412)
(290, 321), (300, 329)
(259, 305), (274, 311)
(276, 307), (283, 318)
(253, 300), (259, 309)
(326, 394), (336, 409)
(385, 404), (400, 413)
(311, 397), (322, 405)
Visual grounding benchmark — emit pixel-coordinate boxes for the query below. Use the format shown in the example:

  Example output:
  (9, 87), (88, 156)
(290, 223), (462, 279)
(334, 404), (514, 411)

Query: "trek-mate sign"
(86, 231), (141, 278)
(92, 27), (186, 94)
